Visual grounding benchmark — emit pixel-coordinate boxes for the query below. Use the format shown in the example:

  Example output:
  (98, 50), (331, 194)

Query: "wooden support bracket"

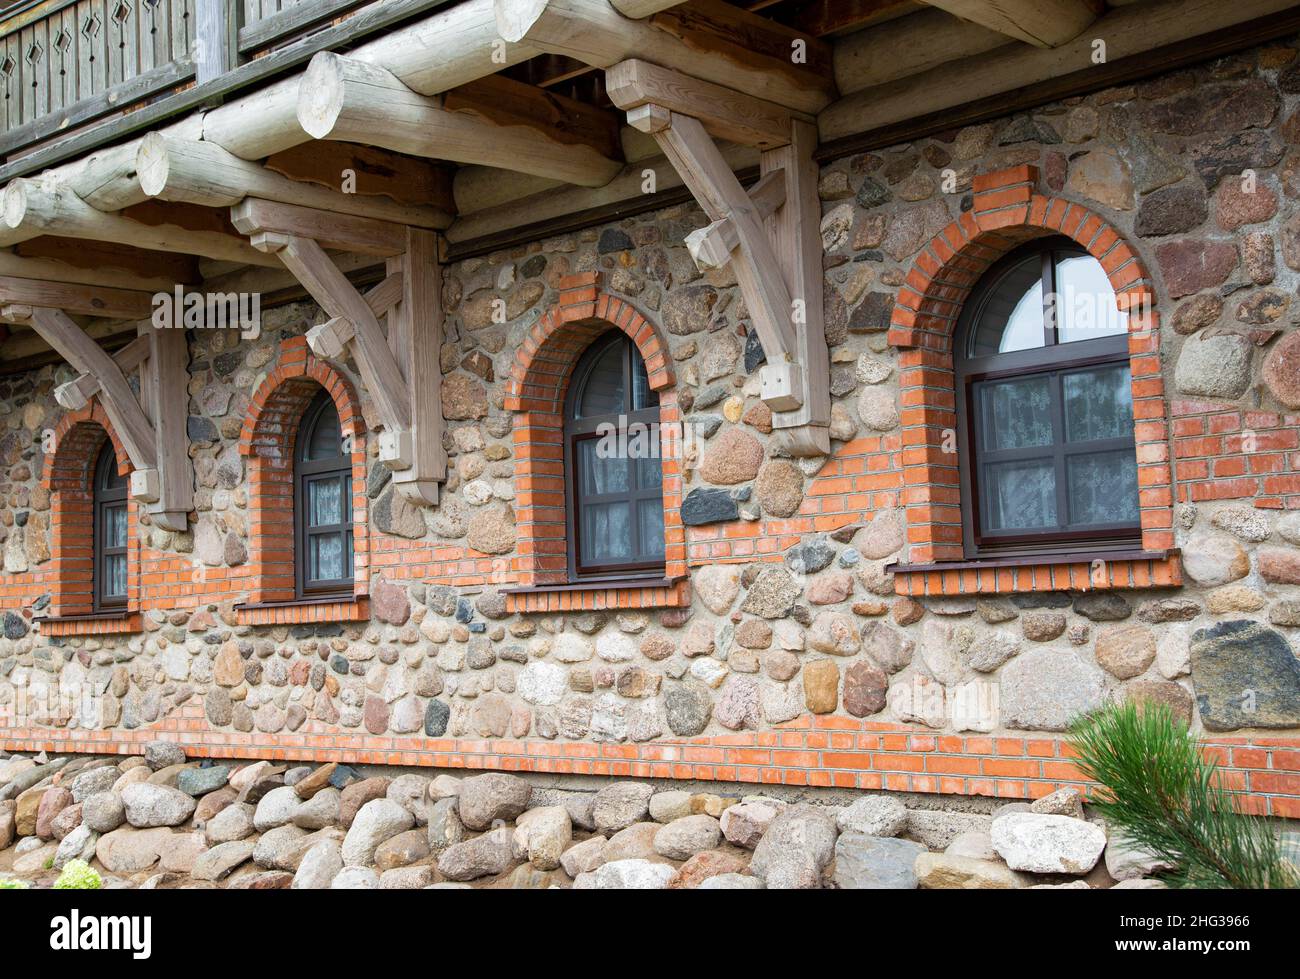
(614, 63), (830, 455)
(1, 306), (192, 530)
(239, 209), (449, 506)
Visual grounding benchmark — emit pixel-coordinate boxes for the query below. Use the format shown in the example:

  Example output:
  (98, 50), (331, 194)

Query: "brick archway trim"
(39, 401), (141, 633)
(504, 272), (687, 610)
(887, 165), (1179, 594)
(238, 337), (371, 617)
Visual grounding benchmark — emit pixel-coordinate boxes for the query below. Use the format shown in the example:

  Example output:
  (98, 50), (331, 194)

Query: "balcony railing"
(0, 0), (450, 180)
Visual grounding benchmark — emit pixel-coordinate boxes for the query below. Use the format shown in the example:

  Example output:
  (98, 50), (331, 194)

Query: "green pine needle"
(1068, 702), (1299, 890)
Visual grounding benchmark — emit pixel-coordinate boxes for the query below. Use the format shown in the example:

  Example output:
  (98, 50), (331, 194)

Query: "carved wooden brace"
(234, 200), (447, 505)
(608, 61), (830, 456)
(0, 304), (192, 531)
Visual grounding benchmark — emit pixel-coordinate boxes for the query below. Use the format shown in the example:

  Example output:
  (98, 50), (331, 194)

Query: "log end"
(2, 180), (30, 230)
(494, 0), (551, 44)
(297, 51), (348, 140)
(136, 131), (171, 198)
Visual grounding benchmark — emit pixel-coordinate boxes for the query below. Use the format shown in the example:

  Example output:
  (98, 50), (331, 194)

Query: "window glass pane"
(980, 376), (1054, 450)
(636, 453), (662, 491)
(1068, 450), (1140, 526)
(105, 504), (128, 548)
(582, 502), (633, 564)
(1056, 253), (1128, 344)
(98, 447), (126, 490)
(309, 478), (344, 527)
(578, 340), (626, 417)
(970, 256), (1045, 355)
(304, 398), (342, 460)
(580, 440), (630, 495)
(310, 533), (346, 582)
(984, 459), (1057, 531)
(638, 500), (666, 560)
(632, 348), (659, 410)
(1064, 365), (1134, 443)
(105, 555), (127, 599)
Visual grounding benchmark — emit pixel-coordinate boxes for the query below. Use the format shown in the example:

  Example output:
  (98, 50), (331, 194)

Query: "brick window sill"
(890, 551), (1182, 598)
(505, 576), (690, 613)
(235, 597), (370, 626)
(38, 611), (142, 637)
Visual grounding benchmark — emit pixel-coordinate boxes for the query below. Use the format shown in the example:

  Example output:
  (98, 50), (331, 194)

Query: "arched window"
(564, 330), (665, 578)
(93, 440), (128, 611)
(295, 390), (353, 597)
(955, 236), (1140, 556)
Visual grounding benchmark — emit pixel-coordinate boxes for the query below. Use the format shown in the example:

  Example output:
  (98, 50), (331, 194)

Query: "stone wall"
(2, 40), (1300, 815)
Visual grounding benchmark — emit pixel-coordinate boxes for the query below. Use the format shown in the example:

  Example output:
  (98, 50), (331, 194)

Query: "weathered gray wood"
(195, 0), (236, 84)
(297, 52), (623, 187)
(0, 275), (157, 320)
(924, 0), (1098, 48)
(141, 321), (194, 531)
(268, 234), (413, 449)
(684, 169), (785, 270)
(21, 306), (157, 471)
(764, 118), (830, 456)
(231, 197), (409, 257)
(388, 227), (447, 505)
(643, 110), (798, 371)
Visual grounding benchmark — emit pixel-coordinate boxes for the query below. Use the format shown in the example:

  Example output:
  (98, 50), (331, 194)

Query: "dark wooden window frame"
(294, 390), (354, 599)
(955, 237), (1141, 559)
(92, 439), (128, 612)
(563, 330), (665, 582)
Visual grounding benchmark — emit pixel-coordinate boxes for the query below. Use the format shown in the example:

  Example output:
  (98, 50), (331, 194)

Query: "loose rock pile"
(0, 747), (1168, 889)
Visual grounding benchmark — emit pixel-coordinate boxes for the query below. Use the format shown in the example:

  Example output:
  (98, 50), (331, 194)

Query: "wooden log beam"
(0, 250), (183, 293)
(608, 0), (689, 16)
(53, 336), (152, 410)
(298, 53), (623, 187)
(606, 59), (804, 150)
(834, 7), (1007, 95)
(2, 179), (282, 268)
(496, 0), (837, 115)
(821, 0), (1300, 141)
(136, 133), (454, 229)
(264, 143), (455, 213)
(0, 276), (157, 321)
(922, 0), (1100, 48)
(231, 199), (409, 258)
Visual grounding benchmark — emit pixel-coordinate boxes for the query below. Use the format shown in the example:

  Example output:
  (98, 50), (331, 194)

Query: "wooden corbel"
(0, 304), (192, 531)
(232, 200), (448, 505)
(607, 60), (831, 456)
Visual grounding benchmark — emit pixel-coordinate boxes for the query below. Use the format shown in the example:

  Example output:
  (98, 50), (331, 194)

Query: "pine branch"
(1068, 702), (1298, 890)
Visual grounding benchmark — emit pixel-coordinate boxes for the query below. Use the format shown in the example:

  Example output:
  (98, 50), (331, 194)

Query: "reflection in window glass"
(578, 341), (626, 418)
(1056, 253), (1128, 344)
(970, 256), (1045, 355)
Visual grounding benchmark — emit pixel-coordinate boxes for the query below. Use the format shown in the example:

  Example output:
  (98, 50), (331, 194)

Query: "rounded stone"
(755, 460), (805, 518)
(700, 429), (765, 485)
(1262, 330), (1300, 407)
(857, 387), (900, 431)
(1182, 534), (1251, 586)
(1174, 333), (1252, 399)
(1094, 625), (1157, 680)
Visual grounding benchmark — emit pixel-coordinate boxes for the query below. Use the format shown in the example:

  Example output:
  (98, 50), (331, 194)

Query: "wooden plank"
(141, 320), (193, 530)
(684, 169), (785, 269)
(230, 197), (409, 257)
(820, 0), (1300, 141)
(0, 275), (157, 319)
(606, 58), (801, 150)
(4, 242), (195, 291)
(792, 0), (917, 36)
(834, 7), (1007, 96)
(764, 118), (830, 454)
(238, 0), (364, 53)
(195, 0), (235, 83)
(388, 226), (447, 504)
(923, 0), (1100, 48)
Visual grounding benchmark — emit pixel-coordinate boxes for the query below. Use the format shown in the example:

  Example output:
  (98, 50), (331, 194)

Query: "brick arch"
(888, 164), (1179, 593)
(40, 402), (139, 625)
(238, 336), (370, 608)
(503, 271), (687, 609)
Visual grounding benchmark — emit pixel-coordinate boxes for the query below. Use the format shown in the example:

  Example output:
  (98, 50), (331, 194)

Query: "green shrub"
(0, 877), (30, 890)
(53, 859), (102, 890)
(1069, 701), (1299, 889)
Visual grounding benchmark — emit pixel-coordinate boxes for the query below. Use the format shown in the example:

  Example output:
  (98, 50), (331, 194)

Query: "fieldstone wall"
(2, 41), (1300, 810)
